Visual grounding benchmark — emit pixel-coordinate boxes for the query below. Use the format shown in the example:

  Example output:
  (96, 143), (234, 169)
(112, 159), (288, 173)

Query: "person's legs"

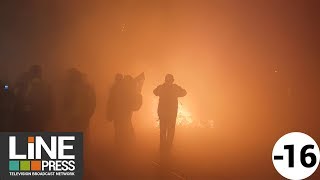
(113, 120), (121, 145)
(159, 118), (168, 152)
(126, 119), (135, 145)
(167, 117), (176, 150)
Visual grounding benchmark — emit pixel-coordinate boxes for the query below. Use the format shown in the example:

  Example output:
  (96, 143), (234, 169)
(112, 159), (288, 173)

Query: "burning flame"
(152, 97), (214, 128)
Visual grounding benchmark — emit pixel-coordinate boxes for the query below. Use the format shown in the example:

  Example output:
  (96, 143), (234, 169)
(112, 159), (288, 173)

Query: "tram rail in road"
(152, 161), (188, 180)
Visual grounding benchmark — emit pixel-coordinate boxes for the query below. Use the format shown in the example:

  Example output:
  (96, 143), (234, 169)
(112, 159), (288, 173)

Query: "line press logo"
(0, 132), (83, 180)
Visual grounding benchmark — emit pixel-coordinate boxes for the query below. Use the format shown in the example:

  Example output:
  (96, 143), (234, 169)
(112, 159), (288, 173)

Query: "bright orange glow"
(152, 97), (193, 127)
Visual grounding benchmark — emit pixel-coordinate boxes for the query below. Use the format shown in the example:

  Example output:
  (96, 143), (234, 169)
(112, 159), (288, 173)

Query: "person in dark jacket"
(13, 65), (53, 132)
(0, 80), (14, 131)
(107, 74), (143, 147)
(153, 74), (187, 152)
(61, 68), (96, 132)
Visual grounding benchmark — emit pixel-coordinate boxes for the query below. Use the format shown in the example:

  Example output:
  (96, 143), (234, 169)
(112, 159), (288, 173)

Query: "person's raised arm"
(153, 85), (161, 96)
(176, 85), (187, 97)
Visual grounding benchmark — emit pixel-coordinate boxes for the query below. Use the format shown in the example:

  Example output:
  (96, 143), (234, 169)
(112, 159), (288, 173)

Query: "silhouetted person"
(12, 66), (53, 132)
(153, 74), (187, 152)
(107, 74), (142, 147)
(24, 65), (53, 131)
(107, 73), (124, 144)
(107, 73), (123, 124)
(0, 80), (14, 131)
(61, 68), (96, 132)
(12, 71), (31, 131)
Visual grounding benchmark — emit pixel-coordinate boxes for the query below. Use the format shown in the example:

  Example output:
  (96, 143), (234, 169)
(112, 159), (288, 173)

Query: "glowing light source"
(152, 98), (214, 128)
(176, 102), (193, 126)
(152, 98), (193, 127)
(4, 85), (9, 92)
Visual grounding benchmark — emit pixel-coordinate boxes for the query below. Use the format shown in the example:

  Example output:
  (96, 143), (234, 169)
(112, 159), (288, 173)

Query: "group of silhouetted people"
(1, 65), (187, 152)
(0, 65), (96, 133)
(106, 73), (187, 152)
